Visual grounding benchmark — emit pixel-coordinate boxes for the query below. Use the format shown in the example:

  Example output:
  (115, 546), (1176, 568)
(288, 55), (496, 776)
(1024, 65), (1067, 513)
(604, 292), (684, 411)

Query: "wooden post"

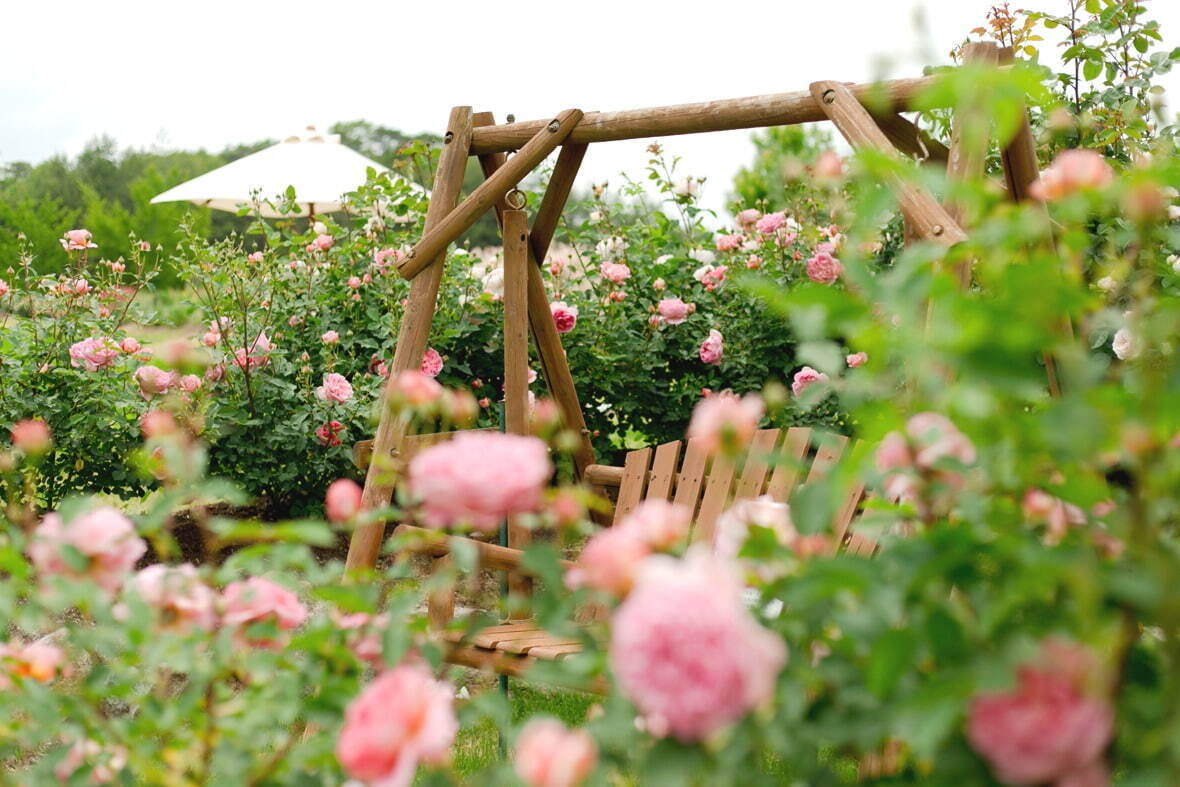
(344, 106), (473, 572)
(810, 80), (968, 247)
(398, 109), (584, 280)
(502, 208), (533, 611)
(945, 43), (1000, 232)
(530, 142), (589, 260)
(874, 113), (950, 164)
(997, 47), (1043, 203)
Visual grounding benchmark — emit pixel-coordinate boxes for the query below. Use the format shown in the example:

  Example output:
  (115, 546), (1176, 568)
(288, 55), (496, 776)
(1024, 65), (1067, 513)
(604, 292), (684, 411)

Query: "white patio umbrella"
(150, 126), (410, 218)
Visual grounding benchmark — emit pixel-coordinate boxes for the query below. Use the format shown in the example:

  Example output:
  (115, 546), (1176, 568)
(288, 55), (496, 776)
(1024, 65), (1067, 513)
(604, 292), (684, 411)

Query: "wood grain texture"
(645, 441), (683, 502)
(766, 427), (812, 501)
(345, 106), (473, 572)
(874, 113), (950, 163)
(945, 42), (1000, 239)
(615, 447), (652, 521)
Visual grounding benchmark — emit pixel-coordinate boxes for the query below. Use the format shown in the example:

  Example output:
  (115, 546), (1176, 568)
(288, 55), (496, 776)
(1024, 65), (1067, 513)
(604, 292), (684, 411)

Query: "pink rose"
(119, 337), (140, 354)
(332, 610), (390, 665)
(813, 150), (845, 179)
(389, 370), (443, 407)
(806, 250), (843, 284)
(968, 641), (1112, 786)
(1022, 489), (1087, 544)
(313, 233), (334, 251)
(715, 233), (744, 252)
(699, 329), (724, 365)
(617, 499), (692, 550)
(177, 374), (201, 393)
(220, 577), (307, 646)
(126, 564), (217, 632)
(846, 351), (868, 367)
(599, 261), (631, 284)
(373, 247), (404, 271)
(138, 240), (152, 252)
(348, 276), (363, 289)
(408, 432), (552, 532)
(566, 526), (652, 597)
(316, 420), (345, 447)
(247, 251), (264, 263)
(28, 507), (147, 594)
(141, 411), (178, 438)
(754, 211), (786, 234)
(550, 301), (578, 334)
(687, 391), (764, 456)
(515, 718), (598, 787)
(326, 478), (364, 523)
(0, 638), (65, 688)
(1029, 149), (1114, 201)
(875, 413), (975, 506)
(205, 363), (225, 383)
(321, 330), (340, 344)
(60, 228), (97, 251)
(791, 366), (828, 397)
(610, 549), (786, 742)
(11, 419), (52, 455)
(201, 329), (221, 347)
(336, 665), (457, 786)
(69, 337), (119, 372)
(656, 297), (690, 325)
(0, 279), (9, 296)
(652, 278), (666, 291)
(908, 412), (976, 468)
(735, 208), (762, 229)
(714, 496), (799, 568)
(746, 255), (763, 269)
(134, 365), (178, 400)
(232, 332), (271, 370)
(316, 372), (354, 403)
(420, 347), (443, 378)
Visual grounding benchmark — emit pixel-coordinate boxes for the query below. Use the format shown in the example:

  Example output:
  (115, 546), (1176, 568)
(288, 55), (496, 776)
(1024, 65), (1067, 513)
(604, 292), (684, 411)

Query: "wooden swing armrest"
(394, 524), (575, 575)
(584, 463), (624, 487)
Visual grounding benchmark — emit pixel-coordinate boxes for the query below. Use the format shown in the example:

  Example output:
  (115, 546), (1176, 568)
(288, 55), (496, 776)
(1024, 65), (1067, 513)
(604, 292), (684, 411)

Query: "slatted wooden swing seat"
(342, 41), (1048, 686)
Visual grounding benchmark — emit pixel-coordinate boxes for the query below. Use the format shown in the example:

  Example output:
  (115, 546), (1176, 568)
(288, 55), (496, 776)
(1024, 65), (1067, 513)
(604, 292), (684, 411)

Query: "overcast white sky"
(3, 0), (1178, 216)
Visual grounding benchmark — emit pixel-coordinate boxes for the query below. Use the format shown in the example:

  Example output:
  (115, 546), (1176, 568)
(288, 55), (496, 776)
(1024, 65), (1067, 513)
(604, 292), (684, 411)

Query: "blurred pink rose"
(715, 233), (744, 252)
(550, 301), (578, 334)
(1029, 149), (1114, 201)
(714, 496), (799, 565)
(420, 347), (444, 378)
(619, 499), (692, 550)
(908, 412), (976, 468)
(326, 478), (364, 523)
(806, 250), (843, 284)
(177, 374), (201, 393)
(389, 370), (442, 407)
(337, 665), (457, 786)
(968, 641), (1112, 786)
(11, 419), (52, 455)
(1022, 489), (1087, 544)
(28, 508), (146, 594)
(408, 432), (552, 532)
(746, 255), (763, 269)
(134, 365), (178, 400)
(321, 330), (340, 344)
(652, 277), (666, 291)
(813, 150), (845, 180)
(247, 251), (264, 263)
(735, 208), (762, 229)
(54, 739), (128, 784)
(846, 351), (868, 367)
(599, 261), (631, 284)
(347, 276), (363, 289)
(566, 525), (651, 597)
(687, 391), (764, 455)
(60, 228), (97, 251)
(220, 577), (307, 646)
(755, 211), (786, 234)
(69, 337), (119, 371)
(610, 549), (786, 742)
(140, 410), (178, 438)
(119, 337), (141, 354)
(137, 240), (152, 252)
(313, 233), (334, 250)
(699, 329), (724, 365)
(515, 718), (598, 787)
(126, 564), (217, 631)
(657, 297), (690, 325)
(232, 332), (271, 370)
(791, 366), (828, 397)
(0, 638), (65, 687)
(316, 372), (354, 403)
(0, 279), (9, 296)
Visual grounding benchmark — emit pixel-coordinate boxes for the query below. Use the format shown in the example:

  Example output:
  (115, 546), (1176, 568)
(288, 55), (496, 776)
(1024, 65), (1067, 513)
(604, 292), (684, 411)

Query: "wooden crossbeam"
(874, 113), (950, 164)
(398, 109), (583, 280)
(345, 106), (474, 572)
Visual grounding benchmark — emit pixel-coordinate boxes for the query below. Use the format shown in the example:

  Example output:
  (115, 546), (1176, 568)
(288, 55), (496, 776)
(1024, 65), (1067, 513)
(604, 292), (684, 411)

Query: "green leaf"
(867, 628), (917, 698)
(1083, 59), (1102, 82)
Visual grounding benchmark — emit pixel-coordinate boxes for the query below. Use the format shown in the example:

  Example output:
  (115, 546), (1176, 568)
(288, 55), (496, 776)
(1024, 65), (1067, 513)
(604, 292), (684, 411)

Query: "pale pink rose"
(687, 391), (764, 455)
(1029, 149), (1114, 201)
(813, 150), (845, 179)
(110, 261), (126, 273)
(348, 276), (363, 289)
(715, 234), (744, 252)
(0, 279), (9, 296)
(806, 250), (843, 284)
(178, 374), (201, 393)
(60, 228), (97, 251)
(408, 432), (552, 532)
(968, 640), (1112, 786)
(746, 255), (763, 269)
(713, 496), (799, 566)
(326, 478), (364, 523)
(321, 330), (340, 344)
(134, 365), (178, 400)
(363, 272), (372, 284)
(791, 366), (828, 397)
(316, 372), (354, 404)
(126, 564), (217, 631)
(652, 278), (666, 291)
(389, 370), (443, 407)
(735, 208), (762, 230)
(907, 412), (976, 468)
(69, 337), (119, 372)
(337, 665), (457, 787)
(313, 233), (334, 250)
(656, 297), (690, 325)
(53, 739), (128, 784)
(617, 499), (692, 550)
(247, 251), (264, 263)
(876, 413), (975, 506)
(566, 525), (651, 597)
(699, 329), (724, 365)
(137, 240), (152, 252)
(846, 351), (868, 367)
(550, 301), (578, 334)
(608, 290), (626, 302)
(140, 410), (178, 438)
(119, 337), (141, 354)
(599, 261), (631, 284)
(754, 211), (787, 234)
(220, 577), (307, 646)
(373, 247), (404, 271)
(610, 549), (787, 742)
(66, 278), (91, 296)
(11, 419), (52, 455)
(1022, 489), (1087, 544)
(0, 638), (65, 687)
(233, 332), (271, 370)
(515, 718), (598, 787)
(28, 508), (147, 594)
(201, 330), (221, 347)
(420, 347), (444, 378)
(874, 431), (912, 473)
(205, 363), (225, 383)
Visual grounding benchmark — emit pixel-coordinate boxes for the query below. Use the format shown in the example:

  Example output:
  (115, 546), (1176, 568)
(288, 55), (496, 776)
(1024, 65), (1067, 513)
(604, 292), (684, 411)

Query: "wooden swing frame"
(344, 40), (1044, 573)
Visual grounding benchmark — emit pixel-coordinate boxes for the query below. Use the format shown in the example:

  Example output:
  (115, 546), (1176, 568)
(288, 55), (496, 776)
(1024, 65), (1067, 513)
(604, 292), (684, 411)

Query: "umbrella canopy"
(150, 126), (407, 218)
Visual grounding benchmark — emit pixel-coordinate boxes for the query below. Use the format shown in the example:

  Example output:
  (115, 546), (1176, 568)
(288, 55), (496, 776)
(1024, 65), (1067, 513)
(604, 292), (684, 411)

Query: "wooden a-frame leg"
(945, 43), (1000, 236)
(874, 113), (949, 164)
(344, 106), (474, 572)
